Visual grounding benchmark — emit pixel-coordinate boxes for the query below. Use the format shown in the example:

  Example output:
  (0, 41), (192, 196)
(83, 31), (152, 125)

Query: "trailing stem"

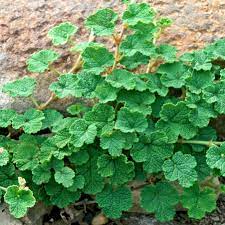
(178, 139), (223, 147)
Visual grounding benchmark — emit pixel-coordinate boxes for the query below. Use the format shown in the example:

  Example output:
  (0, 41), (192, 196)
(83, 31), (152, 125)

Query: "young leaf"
(82, 46), (114, 74)
(85, 9), (118, 36)
(96, 185), (132, 219)
(122, 3), (155, 26)
(49, 74), (77, 98)
(4, 185), (36, 218)
(115, 107), (148, 133)
(27, 49), (60, 73)
(69, 150), (89, 166)
(163, 151), (197, 188)
(12, 108), (45, 134)
(2, 77), (36, 97)
(48, 22), (78, 45)
(69, 119), (97, 147)
(42, 109), (64, 130)
(206, 143), (225, 175)
(181, 184), (217, 219)
(141, 182), (179, 221)
(54, 166), (75, 188)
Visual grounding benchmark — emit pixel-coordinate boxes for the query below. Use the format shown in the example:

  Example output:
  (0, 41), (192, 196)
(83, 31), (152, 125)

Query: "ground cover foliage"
(1, 0), (225, 222)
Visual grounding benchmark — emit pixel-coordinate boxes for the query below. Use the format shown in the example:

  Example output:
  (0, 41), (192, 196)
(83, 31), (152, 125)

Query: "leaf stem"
(111, 25), (126, 72)
(69, 31), (95, 74)
(178, 139), (224, 147)
(49, 65), (61, 76)
(38, 93), (57, 110)
(30, 96), (40, 108)
(0, 186), (7, 192)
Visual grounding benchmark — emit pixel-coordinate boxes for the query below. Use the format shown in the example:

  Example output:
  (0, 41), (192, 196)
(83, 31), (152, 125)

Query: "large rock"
(0, 0), (225, 110)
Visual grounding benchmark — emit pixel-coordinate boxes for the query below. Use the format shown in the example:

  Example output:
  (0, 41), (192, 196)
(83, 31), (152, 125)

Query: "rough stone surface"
(0, 205), (23, 225)
(0, 0), (225, 110)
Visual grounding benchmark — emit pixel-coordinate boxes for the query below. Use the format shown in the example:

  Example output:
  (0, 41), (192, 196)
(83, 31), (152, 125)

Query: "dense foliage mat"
(1, 0), (225, 222)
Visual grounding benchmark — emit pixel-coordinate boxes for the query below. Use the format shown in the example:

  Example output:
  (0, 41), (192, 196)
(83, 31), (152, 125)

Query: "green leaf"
(71, 42), (104, 52)
(0, 147), (9, 166)
(206, 143), (225, 175)
(0, 109), (17, 128)
(186, 93), (216, 128)
(186, 70), (214, 94)
(117, 89), (155, 115)
(95, 81), (118, 103)
(27, 49), (60, 73)
(97, 154), (134, 185)
(203, 81), (225, 114)
(49, 74), (77, 98)
(0, 164), (17, 187)
(181, 184), (217, 219)
(54, 166), (75, 188)
(156, 44), (177, 63)
(122, 3), (155, 26)
(77, 149), (104, 194)
(13, 135), (40, 170)
(120, 33), (155, 57)
(69, 119), (97, 147)
(100, 130), (126, 156)
(106, 69), (137, 90)
(48, 22), (78, 45)
(12, 108), (45, 134)
(67, 175), (85, 192)
(156, 102), (198, 143)
(141, 182), (179, 221)
(115, 107), (148, 133)
(74, 71), (102, 98)
(42, 109), (63, 130)
(163, 151), (197, 187)
(157, 62), (190, 88)
(82, 46), (114, 74)
(96, 185), (132, 218)
(146, 73), (169, 96)
(2, 77), (36, 97)
(120, 53), (149, 70)
(69, 150), (89, 166)
(195, 154), (211, 181)
(32, 163), (51, 185)
(4, 185), (36, 218)
(131, 131), (173, 173)
(45, 179), (80, 208)
(67, 104), (89, 116)
(84, 103), (115, 132)
(85, 9), (118, 36)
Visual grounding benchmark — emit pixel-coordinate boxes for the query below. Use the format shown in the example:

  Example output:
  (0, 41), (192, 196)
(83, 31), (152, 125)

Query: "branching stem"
(69, 31), (95, 74)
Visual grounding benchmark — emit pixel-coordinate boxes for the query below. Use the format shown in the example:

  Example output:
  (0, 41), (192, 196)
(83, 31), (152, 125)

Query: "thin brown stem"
(74, 200), (96, 207)
(49, 65), (61, 76)
(38, 93), (57, 110)
(30, 96), (40, 108)
(69, 31), (95, 74)
(111, 26), (126, 72)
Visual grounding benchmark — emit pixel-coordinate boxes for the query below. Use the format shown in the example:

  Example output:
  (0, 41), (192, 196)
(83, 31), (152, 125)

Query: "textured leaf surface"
(141, 182), (179, 221)
(96, 185), (132, 218)
(12, 109), (45, 134)
(2, 77), (36, 97)
(54, 166), (75, 187)
(82, 46), (114, 74)
(163, 151), (197, 187)
(27, 50), (60, 73)
(181, 184), (216, 219)
(85, 9), (118, 36)
(206, 143), (225, 175)
(4, 185), (36, 218)
(115, 108), (148, 133)
(0, 109), (17, 128)
(48, 22), (78, 45)
(0, 147), (9, 166)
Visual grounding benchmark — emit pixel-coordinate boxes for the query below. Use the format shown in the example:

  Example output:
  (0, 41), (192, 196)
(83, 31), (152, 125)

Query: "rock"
(0, 204), (23, 225)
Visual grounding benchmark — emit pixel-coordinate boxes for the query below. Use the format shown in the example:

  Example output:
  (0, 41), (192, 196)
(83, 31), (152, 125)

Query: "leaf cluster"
(1, 1), (225, 222)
